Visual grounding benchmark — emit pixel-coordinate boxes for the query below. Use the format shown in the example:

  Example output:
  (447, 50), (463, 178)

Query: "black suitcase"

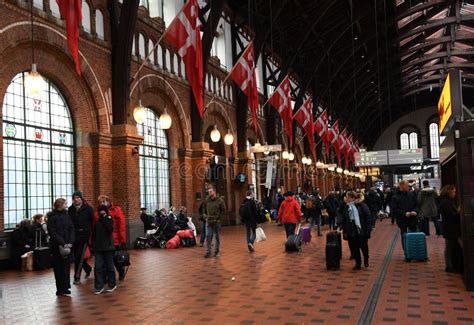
(326, 231), (342, 270)
(33, 228), (51, 270)
(285, 224), (302, 252)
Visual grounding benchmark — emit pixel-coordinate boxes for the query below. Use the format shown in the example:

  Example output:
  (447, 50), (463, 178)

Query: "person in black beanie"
(47, 198), (75, 297)
(68, 190), (94, 284)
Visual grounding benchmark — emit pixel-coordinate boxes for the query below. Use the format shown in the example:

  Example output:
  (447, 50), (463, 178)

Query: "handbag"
(114, 250), (131, 268)
(255, 227), (267, 242)
(21, 251), (34, 271)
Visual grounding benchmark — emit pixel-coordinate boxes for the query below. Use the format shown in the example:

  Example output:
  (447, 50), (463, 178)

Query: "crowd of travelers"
(9, 179), (463, 298)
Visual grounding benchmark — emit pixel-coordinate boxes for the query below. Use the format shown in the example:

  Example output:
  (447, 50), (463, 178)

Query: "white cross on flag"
(165, 0), (204, 117)
(229, 42), (259, 132)
(268, 75), (293, 146)
(339, 128), (348, 166)
(314, 110), (330, 157)
(294, 97), (315, 155)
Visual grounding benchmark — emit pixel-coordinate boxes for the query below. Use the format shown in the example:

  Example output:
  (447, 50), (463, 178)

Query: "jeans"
(245, 223), (256, 245)
(73, 240), (92, 280)
(309, 215), (321, 235)
(399, 222), (418, 251)
(200, 220), (207, 245)
(284, 224), (296, 238)
(348, 236), (369, 267)
(432, 217), (442, 236)
(95, 251), (116, 290)
(206, 223), (221, 255)
(51, 249), (71, 294)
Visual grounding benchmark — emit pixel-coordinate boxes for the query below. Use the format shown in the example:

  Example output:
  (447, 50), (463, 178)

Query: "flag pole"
(131, 0), (191, 83)
(203, 40), (255, 113)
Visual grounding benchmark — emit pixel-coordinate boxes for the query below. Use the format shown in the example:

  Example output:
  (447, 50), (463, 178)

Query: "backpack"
(306, 198), (314, 209)
(239, 201), (250, 222)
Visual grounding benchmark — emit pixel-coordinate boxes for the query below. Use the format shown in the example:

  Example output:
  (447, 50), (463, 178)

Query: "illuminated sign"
(388, 149), (423, 165)
(438, 74), (452, 135)
(354, 151), (388, 167)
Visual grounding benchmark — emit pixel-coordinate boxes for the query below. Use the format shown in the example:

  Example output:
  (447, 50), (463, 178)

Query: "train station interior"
(0, 0), (474, 324)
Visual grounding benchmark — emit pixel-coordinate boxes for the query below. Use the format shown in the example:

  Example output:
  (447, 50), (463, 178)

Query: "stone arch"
(203, 101), (236, 158)
(246, 117), (265, 144)
(0, 21), (110, 133)
(130, 74), (190, 147)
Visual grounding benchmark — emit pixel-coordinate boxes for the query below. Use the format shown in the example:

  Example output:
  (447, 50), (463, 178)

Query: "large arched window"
(95, 9), (105, 40)
(400, 133), (409, 150)
(429, 122), (440, 159)
(409, 132), (418, 149)
(137, 108), (170, 211)
(81, 1), (91, 33)
(2, 73), (75, 228)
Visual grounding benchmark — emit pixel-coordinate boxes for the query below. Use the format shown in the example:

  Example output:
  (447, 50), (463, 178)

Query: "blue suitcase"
(404, 232), (428, 262)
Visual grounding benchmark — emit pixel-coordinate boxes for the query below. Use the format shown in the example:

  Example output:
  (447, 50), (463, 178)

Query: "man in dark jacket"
(68, 191), (94, 284)
(417, 180), (438, 236)
(324, 192), (340, 231)
(240, 191), (259, 252)
(366, 188), (382, 229)
(204, 186), (226, 258)
(140, 207), (155, 233)
(307, 191), (323, 236)
(92, 206), (117, 294)
(391, 181), (418, 251)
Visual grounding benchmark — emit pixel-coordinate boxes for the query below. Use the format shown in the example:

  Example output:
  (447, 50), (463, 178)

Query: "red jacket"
(93, 204), (126, 246)
(278, 196), (302, 224)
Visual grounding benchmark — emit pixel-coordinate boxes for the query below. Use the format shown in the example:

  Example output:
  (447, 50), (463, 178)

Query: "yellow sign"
(438, 74), (452, 135)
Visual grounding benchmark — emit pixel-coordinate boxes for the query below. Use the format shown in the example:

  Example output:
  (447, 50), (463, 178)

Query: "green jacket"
(205, 196), (226, 225)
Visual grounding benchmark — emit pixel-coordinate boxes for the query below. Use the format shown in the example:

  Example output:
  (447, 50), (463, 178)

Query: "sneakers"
(214, 252), (220, 257)
(94, 288), (105, 295)
(199, 243), (204, 247)
(353, 265), (361, 271)
(73, 278), (80, 285)
(85, 270), (91, 279)
(106, 285), (117, 292)
(204, 253), (212, 258)
(248, 244), (255, 252)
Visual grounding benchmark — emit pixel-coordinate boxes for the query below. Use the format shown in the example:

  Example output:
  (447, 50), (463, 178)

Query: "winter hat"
(72, 190), (83, 199)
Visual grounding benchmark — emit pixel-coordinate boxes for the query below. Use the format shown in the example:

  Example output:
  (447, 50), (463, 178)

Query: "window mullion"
(22, 73), (30, 219)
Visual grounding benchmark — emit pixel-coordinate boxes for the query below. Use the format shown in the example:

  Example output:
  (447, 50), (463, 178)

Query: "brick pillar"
(234, 152), (252, 225)
(110, 124), (143, 247)
(190, 142), (213, 223)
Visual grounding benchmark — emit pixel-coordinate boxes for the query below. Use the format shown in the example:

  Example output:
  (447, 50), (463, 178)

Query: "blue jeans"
(206, 223), (221, 255)
(245, 223), (256, 245)
(94, 251), (116, 290)
(200, 220), (207, 244)
(310, 215), (321, 235)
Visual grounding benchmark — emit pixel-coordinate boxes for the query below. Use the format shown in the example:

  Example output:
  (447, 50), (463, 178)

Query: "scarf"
(348, 202), (361, 231)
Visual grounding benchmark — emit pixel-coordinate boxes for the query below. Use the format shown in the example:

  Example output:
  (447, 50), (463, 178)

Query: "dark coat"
(341, 201), (371, 239)
(418, 188), (438, 218)
(366, 191), (382, 213)
(140, 212), (155, 232)
(30, 221), (48, 247)
(92, 213), (115, 252)
(439, 196), (461, 240)
(240, 198), (259, 226)
(324, 194), (340, 214)
(306, 196), (322, 219)
(10, 226), (34, 268)
(47, 210), (75, 249)
(391, 190), (418, 228)
(68, 203), (94, 242)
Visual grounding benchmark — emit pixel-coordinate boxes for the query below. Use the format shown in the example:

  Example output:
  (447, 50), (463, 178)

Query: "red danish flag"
(294, 97), (315, 155)
(229, 42), (259, 132)
(56, 0), (82, 75)
(268, 75), (293, 146)
(165, 0), (204, 117)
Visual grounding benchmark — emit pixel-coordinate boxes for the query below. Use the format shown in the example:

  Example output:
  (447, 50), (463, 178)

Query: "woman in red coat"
(94, 195), (127, 280)
(278, 192), (303, 238)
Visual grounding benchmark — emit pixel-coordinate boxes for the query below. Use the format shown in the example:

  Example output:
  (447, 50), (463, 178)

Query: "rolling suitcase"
(326, 231), (342, 270)
(33, 228), (51, 270)
(285, 224), (302, 252)
(404, 231), (428, 262)
(300, 226), (311, 244)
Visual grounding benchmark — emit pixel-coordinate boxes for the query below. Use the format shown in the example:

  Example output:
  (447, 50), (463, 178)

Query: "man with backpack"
(240, 191), (260, 252)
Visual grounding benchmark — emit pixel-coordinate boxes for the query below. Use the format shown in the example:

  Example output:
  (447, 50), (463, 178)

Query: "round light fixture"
(336, 167), (343, 173)
(254, 142), (261, 148)
(159, 110), (172, 129)
(302, 156), (308, 165)
(316, 161), (323, 168)
(282, 150), (289, 160)
(25, 63), (43, 98)
(288, 152), (295, 161)
(344, 169), (349, 175)
(263, 145), (270, 155)
(133, 100), (147, 124)
(328, 166), (335, 172)
(224, 129), (234, 145)
(307, 157), (312, 165)
(210, 125), (221, 142)
(274, 155), (279, 160)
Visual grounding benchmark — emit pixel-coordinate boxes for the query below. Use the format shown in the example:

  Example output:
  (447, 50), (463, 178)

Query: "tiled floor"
(1, 220), (473, 324)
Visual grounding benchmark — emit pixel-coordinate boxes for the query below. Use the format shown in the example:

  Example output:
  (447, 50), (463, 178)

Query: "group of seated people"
(140, 206), (195, 235)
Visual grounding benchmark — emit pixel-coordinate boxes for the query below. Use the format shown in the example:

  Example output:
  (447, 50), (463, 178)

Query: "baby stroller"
(147, 216), (178, 248)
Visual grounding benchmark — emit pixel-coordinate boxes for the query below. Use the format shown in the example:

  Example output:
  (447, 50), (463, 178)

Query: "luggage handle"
(35, 228), (42, 249)
(295, 222), (302, 235)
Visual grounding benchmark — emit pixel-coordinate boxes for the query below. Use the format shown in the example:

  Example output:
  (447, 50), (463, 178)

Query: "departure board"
(388, 149), (423, 165)
(354, 151), (388, 167)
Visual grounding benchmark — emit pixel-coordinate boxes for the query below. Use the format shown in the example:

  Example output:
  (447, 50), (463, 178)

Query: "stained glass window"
(2, 73), (74, 229)
(137, 108), (170, 211)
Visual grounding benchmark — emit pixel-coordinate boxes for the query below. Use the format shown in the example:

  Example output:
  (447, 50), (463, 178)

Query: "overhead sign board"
(250, 144), (282, 153)
(354, 151), (388, 167)
(388, 148), (423, 165)
(438, 69), (462, 136)
(438, 74), (452, 135)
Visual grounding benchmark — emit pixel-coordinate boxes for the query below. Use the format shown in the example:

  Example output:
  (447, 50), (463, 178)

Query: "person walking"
(307, 191), (323, 236)
(439, 185), (463, 274)
(366, 187), (382, 229)
(417, 180), (438, 236)
(340, 191), (371, 270)
(278, 192), (303, 238)
(324, 192), (339, 231)
(94, 195), (127, 280)
(391, 180), (418, 252)
(47, 198), (75, 296)
(240, 190), (259, 252)
(68, 191), (94, 284)
(198, 201), (207, 247)
(204, 186), (226, 258)
(92, 206), (117, 294)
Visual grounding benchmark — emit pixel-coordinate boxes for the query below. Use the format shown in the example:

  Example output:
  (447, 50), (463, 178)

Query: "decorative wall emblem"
(5, 124), (16, 137)
(34, 128), (43, 141)
(33, 99), (42, 111)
